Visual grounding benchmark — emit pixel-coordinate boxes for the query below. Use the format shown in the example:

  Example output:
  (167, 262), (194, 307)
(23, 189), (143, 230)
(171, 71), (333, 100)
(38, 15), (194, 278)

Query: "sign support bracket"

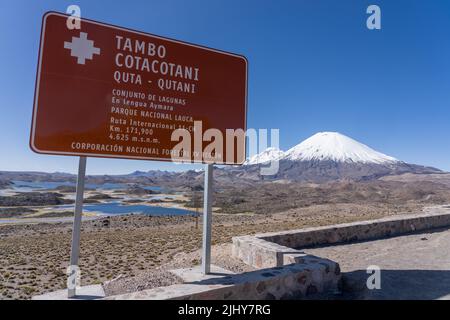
(68, 156), (87, 298)
(201, 163), (213, 274)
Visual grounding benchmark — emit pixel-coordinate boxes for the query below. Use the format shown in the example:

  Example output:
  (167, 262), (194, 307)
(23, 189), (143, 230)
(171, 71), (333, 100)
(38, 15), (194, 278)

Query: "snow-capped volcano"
(245, 147), (285, 165)
(241, 131), (440, 182)
(285, 132), (398, 164)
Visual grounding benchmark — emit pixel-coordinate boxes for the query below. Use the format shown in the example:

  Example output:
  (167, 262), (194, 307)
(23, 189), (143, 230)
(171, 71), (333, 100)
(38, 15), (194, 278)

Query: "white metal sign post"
(202, 164), (214, 274)
(68, 156), (87, 298)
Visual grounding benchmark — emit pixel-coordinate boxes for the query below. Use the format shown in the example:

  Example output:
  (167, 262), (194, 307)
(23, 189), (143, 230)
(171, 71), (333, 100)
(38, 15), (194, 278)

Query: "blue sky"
(0, 0), (449, 174)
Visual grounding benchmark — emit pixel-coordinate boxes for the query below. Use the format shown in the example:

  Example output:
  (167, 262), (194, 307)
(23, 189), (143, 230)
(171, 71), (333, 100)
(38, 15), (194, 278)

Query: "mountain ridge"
(0, 132), (444, 185)
(240, 132), (441, 182)
(245, 132), (400, 165)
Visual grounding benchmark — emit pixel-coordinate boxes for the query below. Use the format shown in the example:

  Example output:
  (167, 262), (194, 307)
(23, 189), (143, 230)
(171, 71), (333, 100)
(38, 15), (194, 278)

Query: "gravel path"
(304, 227), (450, 299)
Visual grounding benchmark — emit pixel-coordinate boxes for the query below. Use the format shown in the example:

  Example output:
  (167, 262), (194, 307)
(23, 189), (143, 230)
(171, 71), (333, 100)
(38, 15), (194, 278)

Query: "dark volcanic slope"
(0, 159), (443, 189)
(234, 160), (442, 183)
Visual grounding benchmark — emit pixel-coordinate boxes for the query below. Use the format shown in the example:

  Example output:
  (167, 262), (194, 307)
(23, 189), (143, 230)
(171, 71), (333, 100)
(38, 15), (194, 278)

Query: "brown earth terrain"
(1, 173), (450, 299)
(0, 201), (439, 300)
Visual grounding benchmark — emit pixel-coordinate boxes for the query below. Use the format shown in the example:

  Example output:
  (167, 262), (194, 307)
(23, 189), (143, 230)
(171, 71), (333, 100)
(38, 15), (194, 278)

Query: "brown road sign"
(30, 12), (247, 164)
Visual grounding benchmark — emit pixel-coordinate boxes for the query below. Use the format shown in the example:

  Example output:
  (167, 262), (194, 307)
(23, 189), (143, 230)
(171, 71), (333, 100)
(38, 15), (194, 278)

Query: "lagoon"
(58, 201), (195, 216)
(0, 181), (194, 220)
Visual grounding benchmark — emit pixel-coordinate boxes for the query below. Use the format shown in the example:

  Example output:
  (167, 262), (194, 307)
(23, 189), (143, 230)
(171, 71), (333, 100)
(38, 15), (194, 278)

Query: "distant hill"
(238, 132), (442, 183)
(0, 132), (444, 187)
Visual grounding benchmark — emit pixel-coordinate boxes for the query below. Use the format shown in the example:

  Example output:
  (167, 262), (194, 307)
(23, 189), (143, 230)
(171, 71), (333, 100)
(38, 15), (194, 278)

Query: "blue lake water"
(58, 201), (195, 216)
(4, 181), (192, 217)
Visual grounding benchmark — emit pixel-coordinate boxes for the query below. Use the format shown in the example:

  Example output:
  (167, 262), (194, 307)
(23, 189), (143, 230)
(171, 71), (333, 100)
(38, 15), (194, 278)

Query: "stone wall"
(233, 209), (450, 269)
(106, 260), (341, 300)
(108, 208), (450, 300)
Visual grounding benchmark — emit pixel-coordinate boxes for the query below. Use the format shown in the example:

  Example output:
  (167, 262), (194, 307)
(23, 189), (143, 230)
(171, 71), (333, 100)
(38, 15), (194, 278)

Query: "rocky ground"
(210, 178), (450, 214)
(0, 202), (427, 300)
(2, 173), (450, 299)
(0, 192), (74, 207)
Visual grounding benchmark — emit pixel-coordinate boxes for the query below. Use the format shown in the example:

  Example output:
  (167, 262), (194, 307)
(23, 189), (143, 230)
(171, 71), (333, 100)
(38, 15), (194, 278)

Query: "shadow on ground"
(341, 269), (450, 300)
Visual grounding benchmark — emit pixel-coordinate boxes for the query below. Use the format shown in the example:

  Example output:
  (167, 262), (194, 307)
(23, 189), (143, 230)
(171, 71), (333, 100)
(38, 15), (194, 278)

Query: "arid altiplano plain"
(2, 172), (450, 299)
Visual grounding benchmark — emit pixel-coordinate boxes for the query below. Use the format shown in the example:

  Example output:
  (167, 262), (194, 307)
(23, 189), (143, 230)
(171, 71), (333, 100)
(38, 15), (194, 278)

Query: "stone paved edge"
(105, 262), (341, 300)
(233, 208), (450, 269)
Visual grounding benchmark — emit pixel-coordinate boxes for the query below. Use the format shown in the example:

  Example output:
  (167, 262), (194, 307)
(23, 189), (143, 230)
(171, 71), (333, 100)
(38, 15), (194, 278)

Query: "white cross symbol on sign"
(64, 32), (100, 65)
